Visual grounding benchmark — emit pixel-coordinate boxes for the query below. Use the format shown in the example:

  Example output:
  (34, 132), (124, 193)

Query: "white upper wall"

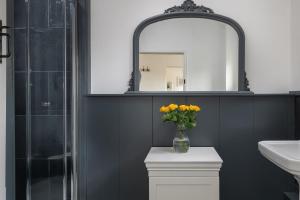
(91, 0), (292, 94)
(291, 0), (300, 91)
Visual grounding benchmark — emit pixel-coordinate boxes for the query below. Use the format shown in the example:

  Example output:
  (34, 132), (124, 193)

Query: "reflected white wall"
(225, 26), (239, 91)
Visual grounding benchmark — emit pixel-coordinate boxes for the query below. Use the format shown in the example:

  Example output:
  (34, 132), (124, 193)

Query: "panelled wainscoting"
(82, 93), (298, 200)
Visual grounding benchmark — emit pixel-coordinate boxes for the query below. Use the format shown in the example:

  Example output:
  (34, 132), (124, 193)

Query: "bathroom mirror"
(129, 0), (249, 92)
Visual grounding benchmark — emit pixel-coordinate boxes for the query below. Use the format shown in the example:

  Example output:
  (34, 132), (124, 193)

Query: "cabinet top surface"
(145, 147), (223, 164)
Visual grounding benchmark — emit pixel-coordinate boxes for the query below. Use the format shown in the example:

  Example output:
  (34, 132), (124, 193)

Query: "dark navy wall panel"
(254, 96), (294, 141)
(296, 96), (300, 140)
(187, 97), (219, 148)
(84, 95), (297, 200)
(253, 96), (296, 200)
(119, 97), (153, 200)
(219, 97), (255, 200)
(86, 98), (120, 200)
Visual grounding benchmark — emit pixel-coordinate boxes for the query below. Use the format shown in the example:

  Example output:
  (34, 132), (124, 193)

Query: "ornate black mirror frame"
(128, 0), (250, 92)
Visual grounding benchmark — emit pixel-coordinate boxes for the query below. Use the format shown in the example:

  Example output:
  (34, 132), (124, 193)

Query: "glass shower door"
(24, 0), (75, 200)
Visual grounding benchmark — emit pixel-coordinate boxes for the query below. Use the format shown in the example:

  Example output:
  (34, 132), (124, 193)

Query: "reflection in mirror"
(139, 18), (239, 92)
(140, 53), (185, 91)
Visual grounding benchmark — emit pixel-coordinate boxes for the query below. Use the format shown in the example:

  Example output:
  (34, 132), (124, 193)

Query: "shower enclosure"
(14, 0), (78, 199)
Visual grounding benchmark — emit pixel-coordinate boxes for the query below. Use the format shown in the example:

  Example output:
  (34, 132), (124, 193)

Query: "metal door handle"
(0, 32), (11, 58)
(0, 20), (11, 63)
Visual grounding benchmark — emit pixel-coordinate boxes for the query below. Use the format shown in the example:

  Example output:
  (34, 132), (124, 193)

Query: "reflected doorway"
(139, 53), (185, 92)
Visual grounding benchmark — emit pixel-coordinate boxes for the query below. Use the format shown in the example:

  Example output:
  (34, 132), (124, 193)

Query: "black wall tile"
(48, 72), (64, 115)
(153, 97), (186, 146)
(15, 72), (27, 115)
(31, 116), (64, 157)
(66, 114), (72, 153)
(15, 116), (26, 158)
(119, 97), (152, 200)
(49, 0), (65, 27)
(31, 159), (64, 200)
(66, 72), (72, 114)
(14, 0), (72, 199)
(86, 98), (120, 200)
(16, 159), (27, 200)
(31, 72), (49, 115)
(30, 29), (64, 71)
(67, 156), (72, 200)
(66, 28), (73, 71)
(14, 29), (27, 71)
(31, 159), (50, 200)
(29, 0), (49, 28)
(14, 0), (27, 28)
(49, 159), (64, 200)
(186, 97), (219, 148)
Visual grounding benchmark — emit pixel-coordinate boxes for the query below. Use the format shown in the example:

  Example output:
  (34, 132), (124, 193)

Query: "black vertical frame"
(295, 93), (300, 140)
(77, 0), (90, 200)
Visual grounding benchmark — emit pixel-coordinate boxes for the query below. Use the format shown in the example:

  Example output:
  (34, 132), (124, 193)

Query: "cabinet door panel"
(150, 177), (219, 200)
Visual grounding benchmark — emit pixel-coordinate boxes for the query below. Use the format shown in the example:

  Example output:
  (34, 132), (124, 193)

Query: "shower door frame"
(5, 0), (83, 200)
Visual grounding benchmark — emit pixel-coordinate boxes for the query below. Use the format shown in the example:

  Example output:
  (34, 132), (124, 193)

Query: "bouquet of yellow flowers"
(160, 104), (201, 153)
(160, 104), (201, 130)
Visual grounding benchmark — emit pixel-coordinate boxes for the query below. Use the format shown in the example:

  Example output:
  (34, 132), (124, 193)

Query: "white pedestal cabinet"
(145, 147), (223, 200)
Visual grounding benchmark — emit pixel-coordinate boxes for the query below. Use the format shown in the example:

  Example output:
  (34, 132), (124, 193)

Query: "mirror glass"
(139, 18), (239, 92)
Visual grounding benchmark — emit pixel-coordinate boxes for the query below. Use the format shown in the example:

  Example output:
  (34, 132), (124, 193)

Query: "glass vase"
(173, 125), (190, 153)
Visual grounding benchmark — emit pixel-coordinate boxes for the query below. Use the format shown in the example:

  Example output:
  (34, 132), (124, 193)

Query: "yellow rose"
(196, 106), (201, 112)
(193, 105), (201, 112)
(189, 105), (195, 111)
(189, 105), (201, 112)
(160, 106), (170, 113)
(168, 104), (178, 111)
(179, 105), (188, 111)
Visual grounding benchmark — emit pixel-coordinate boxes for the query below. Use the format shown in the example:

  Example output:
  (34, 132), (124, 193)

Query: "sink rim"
(258, 140), (300, 176)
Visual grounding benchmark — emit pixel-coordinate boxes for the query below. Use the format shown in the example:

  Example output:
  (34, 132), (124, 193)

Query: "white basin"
(258, 140), (300, 199)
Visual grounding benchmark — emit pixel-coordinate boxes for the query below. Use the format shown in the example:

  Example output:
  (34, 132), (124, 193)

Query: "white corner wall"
(291, 0), (300, 91)
(0, 0), (6, 198)
(91, 0), (292, 94)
